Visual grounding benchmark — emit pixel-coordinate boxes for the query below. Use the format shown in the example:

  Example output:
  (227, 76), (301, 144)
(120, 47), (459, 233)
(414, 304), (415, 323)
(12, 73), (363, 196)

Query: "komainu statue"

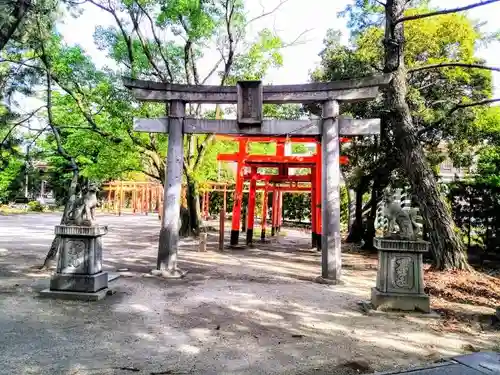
(69, 184), (99, 226)
(383, 201), (421, 240)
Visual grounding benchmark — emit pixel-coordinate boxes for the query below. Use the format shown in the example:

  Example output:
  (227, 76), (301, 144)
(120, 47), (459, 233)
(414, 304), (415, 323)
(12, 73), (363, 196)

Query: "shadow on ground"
(0, 213), (497, 375)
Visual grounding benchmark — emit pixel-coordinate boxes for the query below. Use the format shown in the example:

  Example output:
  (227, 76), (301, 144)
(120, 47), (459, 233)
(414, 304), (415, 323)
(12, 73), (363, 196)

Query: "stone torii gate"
(123, 75), (390, 282)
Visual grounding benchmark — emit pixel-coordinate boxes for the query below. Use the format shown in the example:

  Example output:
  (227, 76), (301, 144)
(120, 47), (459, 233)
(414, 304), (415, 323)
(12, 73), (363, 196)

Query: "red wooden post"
(132, 187), (137, 215)
(316, 142), (322, 251)
(261, 184), (268, 241)
(277, 190), (283, 232)
(118, 182), (123, 216)
(246, 166), (257, 245)
(205, 190), (210, 219)
(230, 139), (246, 245)
(202, 190), (207, 220)
(311, 166), (317, 247)
(276, 140), (285, 158)
(271, 186), (277, 236)
(223, 184), (227, 213)
(147, 183), (152, 215)
(219, 209), (225, 251)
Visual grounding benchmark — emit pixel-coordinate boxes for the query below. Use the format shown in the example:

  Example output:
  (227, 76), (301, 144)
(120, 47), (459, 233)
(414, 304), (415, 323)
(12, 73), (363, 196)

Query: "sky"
(17, 0), (500, 118)
(55, 0), (500, 93)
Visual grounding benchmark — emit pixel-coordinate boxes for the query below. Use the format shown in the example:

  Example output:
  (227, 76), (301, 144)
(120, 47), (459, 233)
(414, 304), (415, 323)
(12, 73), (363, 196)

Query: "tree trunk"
(0, 0), (31, 52)
(185, 172), (201, 235)
(385, 0), (470, 270)
(346, 187), (365, 243)
(362, 177), (380, 251)
(347, 188), (356, 231)
(41, 169), (79, 269)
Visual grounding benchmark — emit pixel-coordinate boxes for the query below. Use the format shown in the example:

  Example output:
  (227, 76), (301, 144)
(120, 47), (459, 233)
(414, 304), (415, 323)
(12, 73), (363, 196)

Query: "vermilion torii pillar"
(220, 136), (349, 246)
(261, 184), (269, 241)
(125, 75), (389, 281)
(230, 139), (246, 246)
(246, 166), (258, 244)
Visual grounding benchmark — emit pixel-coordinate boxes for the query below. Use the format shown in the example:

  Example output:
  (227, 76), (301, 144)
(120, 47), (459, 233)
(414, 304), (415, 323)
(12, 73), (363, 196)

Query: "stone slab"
(40, 288), (110, 301)
(50, 272), (108, 293)
(452, 352), (500, 374)
(371, 287), (430, 313)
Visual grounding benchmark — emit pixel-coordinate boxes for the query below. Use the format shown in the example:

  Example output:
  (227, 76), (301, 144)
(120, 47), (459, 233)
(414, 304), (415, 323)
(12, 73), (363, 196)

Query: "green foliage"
(27, 200), (44, 212)
(448, 182), (500, 252)
(313, 5), (496, 193)
(0, 157), (24, 203)
(282, 193), (310, 222)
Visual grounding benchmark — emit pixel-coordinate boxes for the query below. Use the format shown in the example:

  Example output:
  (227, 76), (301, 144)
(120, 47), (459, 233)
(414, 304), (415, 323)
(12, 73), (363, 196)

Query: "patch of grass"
(0, 205), (28, 215)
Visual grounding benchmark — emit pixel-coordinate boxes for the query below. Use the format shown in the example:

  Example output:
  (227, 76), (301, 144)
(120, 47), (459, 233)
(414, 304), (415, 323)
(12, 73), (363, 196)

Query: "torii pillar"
(321, 100), (341, 280)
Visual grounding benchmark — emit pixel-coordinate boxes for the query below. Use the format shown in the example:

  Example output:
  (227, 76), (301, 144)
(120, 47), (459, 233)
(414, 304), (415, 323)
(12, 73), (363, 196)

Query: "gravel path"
(0, 213), (496, 375)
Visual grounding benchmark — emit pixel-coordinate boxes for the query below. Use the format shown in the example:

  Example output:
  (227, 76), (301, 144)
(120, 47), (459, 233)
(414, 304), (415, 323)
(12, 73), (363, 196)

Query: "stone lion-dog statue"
(70, 184), (99, 226)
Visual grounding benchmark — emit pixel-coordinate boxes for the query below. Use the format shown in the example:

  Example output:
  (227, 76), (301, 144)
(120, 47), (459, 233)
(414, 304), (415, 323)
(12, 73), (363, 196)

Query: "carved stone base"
(373, 237), (431, 313)
(46, 224), (110, 299)
(50, 272), (108, 293)
(371, 288), (430, 313)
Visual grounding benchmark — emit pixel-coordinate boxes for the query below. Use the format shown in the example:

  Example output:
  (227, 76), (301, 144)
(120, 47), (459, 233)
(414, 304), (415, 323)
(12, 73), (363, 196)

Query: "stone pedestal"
(371, 237), (430, 313)
(42, 225), (112, 301)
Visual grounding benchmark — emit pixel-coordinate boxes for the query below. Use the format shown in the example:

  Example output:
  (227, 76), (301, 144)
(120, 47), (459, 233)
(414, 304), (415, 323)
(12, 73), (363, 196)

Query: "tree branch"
(178, 15), (197, 85)
(88, 0), (135, 76)
(126, 127), (155, 152)
(0, 106), (45, 148)
(0, 0), (32, 52)
(141, 169), (162, 182)
(135, 1), (173, 81)
(26, 125), (50, 148)
(201, 57), (224, 84)
(409, 62), (500, 73)
(281, 29), (312, 48)
(194, 134), (215, 170)
(245, 0), (289, 25)
(38, 44), (123, 144)
(127, 6), (166, 82)
(45, 71), (78, 171)
(417, 98), (500, 137)
(395, 0), (500, 24)
(221, 0), (236, 85)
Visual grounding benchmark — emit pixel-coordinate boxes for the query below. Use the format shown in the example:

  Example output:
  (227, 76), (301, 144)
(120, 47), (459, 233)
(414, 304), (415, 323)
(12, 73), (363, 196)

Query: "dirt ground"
(0, 213), (499, 375)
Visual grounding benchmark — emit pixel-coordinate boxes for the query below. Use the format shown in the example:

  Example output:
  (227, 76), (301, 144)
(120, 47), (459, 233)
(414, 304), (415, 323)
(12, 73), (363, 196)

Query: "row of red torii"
(123, 75), (390, 282)
(216, 135), (349, 249)
(102, 136), (350, 247)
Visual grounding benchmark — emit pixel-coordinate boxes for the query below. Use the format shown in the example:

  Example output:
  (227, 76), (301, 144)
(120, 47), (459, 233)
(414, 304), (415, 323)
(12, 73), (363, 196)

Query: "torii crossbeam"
(124, 74), (389, 282)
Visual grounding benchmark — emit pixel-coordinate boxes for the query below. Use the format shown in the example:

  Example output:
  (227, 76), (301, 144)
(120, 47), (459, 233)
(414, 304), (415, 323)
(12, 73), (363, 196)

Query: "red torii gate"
(217, 135), (349, 247)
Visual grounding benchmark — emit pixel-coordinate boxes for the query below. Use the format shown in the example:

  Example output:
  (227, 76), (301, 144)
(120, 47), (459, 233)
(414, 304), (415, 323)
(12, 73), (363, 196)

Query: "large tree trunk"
(185, 172), (201, 235)
(362, 177), (381, 250)
(41, 169), (79, 269)
(384, 0), (470, 270)
(346, 186), (365, 243)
